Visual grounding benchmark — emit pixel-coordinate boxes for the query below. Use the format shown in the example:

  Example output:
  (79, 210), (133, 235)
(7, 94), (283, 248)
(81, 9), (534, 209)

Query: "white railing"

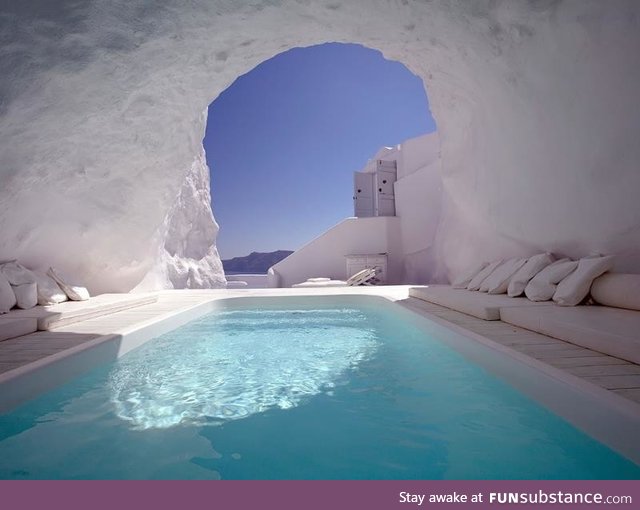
(225, 274), (269, 289)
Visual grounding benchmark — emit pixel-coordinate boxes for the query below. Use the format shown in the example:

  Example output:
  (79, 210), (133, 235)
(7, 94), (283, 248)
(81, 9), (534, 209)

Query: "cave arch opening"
(202, 42), (438, 279)
(2, 2), (638, 293)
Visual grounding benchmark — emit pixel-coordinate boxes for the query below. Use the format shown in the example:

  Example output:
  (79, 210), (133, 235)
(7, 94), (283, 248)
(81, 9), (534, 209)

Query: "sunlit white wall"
(0, 1), (638, 292)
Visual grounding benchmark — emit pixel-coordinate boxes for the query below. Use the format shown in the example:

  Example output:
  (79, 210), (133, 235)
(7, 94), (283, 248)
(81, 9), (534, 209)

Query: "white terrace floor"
(1, 286), (639, 408)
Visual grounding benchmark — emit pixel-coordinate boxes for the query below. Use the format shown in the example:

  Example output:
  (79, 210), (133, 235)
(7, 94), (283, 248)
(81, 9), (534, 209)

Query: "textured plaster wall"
(1, 0), (638, 292)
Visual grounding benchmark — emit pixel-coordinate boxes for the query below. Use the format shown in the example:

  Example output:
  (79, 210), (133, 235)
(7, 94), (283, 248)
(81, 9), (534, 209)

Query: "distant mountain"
(222, 250), (293, 274)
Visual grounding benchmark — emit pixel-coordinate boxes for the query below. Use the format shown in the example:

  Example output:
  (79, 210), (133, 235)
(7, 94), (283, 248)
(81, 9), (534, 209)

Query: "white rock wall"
(1, 0), (638, 292)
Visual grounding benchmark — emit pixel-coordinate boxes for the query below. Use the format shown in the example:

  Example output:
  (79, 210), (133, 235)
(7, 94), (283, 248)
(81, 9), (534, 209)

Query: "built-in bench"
(409, 284), (640, 366)
(501, 305), (640, 365)
(0, 293), (158, 335)
(409, 285), (553, 320)
(0, 317), (39, 341)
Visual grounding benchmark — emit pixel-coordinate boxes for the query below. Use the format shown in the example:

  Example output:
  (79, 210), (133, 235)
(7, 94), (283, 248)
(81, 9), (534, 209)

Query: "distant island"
(222, 250), (294, 274)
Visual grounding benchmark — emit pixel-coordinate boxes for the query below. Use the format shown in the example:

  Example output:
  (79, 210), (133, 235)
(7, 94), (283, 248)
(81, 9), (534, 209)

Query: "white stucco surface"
(271, 216), (402, 288)
(395, 159), (444, 282)
(271, 132), (442, 287)
(1, 1), (638, 292)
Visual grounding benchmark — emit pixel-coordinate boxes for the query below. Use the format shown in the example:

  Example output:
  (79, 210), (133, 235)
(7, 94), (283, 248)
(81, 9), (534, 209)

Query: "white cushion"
(481, 257), (527, 294)
(0, 272), (17, 313)
(478, 260), (512, 292)
(591, 273), (640, 311)
(553, 255), (615, 306)
(47, 267), (90, 301)
(452, 261), (488, 289)
(12, 282), (38, 309)
(467, 260), (502, 291)
(507, 253), (555, 297)
(0, 261), (36, 285)
(524, 258), (577, 302)
(33, 270), (68, 305)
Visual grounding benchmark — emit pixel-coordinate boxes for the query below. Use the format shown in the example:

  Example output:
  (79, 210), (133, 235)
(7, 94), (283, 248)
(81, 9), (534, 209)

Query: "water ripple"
(109, 309), (379, 430)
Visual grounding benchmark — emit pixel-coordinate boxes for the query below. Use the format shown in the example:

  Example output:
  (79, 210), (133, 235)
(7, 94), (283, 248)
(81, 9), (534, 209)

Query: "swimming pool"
(0, 295), (638, 479)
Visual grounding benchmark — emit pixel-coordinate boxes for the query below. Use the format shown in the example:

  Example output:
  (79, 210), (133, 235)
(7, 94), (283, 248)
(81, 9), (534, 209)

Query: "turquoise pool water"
(0, 300), (638, 479)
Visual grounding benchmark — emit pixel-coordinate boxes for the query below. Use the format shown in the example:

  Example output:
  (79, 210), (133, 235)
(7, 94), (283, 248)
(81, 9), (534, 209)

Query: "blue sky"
(204, 43), (435, 260)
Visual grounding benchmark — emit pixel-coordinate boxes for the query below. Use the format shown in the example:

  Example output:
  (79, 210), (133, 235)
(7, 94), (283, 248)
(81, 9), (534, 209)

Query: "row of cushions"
(0, 262), (90, 314)
(453, 253), (614, 306)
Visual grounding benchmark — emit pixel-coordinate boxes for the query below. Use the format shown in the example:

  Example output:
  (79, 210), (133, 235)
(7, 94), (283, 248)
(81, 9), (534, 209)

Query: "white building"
(268, 132), (444, 287)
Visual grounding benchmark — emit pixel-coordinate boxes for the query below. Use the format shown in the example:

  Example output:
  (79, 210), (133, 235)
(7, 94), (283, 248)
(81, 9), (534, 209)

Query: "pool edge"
(396, 298), (640, 466)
